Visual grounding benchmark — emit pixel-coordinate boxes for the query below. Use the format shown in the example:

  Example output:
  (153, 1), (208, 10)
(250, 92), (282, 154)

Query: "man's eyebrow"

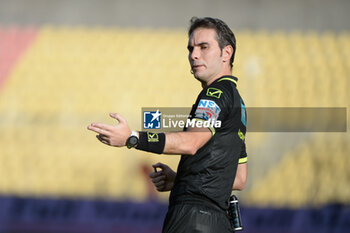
(187, 42), (209, 50)
(197, 42), (209, 46)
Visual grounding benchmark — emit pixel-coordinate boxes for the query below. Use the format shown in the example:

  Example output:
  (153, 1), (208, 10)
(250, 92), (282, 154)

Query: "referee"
(88, 17), (248, 233)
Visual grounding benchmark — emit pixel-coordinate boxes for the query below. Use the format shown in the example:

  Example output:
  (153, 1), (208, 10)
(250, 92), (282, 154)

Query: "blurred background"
(0, 0), (349, 232)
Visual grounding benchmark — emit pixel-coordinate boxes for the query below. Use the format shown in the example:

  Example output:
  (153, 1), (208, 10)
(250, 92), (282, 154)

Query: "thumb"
(152, 162), (168, 170)
(110, 113), (127, 124)
(152, 162), (162, 169)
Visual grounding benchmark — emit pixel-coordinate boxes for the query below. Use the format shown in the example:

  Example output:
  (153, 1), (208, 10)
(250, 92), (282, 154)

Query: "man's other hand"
(149, 163), (176, 192)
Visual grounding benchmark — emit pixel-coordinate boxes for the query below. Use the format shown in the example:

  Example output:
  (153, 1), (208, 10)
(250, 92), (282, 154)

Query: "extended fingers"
(88, 125), (109, 135)
(96, 135), (110, 145)
(87, 123), (114, 134)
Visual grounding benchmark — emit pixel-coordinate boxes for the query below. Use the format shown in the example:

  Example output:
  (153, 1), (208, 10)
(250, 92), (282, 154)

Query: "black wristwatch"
(126, 131), (139, 149)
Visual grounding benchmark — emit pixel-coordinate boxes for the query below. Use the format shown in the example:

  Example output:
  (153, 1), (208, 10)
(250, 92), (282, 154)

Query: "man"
(88, 17), (247, 233)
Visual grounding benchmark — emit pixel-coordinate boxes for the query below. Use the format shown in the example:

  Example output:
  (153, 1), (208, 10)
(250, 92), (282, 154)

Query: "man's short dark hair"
(188, 17), (236, 67)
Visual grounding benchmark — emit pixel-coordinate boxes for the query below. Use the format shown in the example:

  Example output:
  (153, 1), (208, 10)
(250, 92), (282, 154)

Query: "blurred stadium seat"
(0, 25), (350, 233)
(0, 27), (349, 208)
(245, 133), (350, 207)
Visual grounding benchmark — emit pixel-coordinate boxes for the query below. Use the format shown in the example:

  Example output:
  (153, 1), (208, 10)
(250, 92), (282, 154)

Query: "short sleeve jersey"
(169, 75), (247, 210)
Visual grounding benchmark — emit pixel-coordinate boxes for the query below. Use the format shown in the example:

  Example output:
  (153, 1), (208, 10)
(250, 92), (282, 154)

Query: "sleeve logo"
(147, 132), (159, 142)
(195, 99), (221, 121)
(238, 128), (245, 141)
(206, 88), (223, 99)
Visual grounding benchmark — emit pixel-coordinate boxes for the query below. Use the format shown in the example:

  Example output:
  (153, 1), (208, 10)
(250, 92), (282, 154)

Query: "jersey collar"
(216, 76), (238, 86)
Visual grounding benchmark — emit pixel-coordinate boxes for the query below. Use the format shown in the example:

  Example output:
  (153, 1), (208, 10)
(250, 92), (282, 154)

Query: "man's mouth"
(192, 64), (205, 70)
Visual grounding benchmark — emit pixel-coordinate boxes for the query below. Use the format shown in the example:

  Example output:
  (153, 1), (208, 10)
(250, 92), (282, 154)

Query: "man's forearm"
(163, 131), (211, 155)
(136, 130), (211, 155)
(232, 163), (248, 190)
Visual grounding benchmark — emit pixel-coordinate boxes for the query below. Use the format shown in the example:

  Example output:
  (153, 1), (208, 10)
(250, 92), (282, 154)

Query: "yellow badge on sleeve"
(206, 88), (223, 99)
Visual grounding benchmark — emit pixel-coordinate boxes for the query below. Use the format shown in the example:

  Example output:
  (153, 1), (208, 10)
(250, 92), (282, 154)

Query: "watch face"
(129, 136), (138, 145)
(127, 136), (138, 148)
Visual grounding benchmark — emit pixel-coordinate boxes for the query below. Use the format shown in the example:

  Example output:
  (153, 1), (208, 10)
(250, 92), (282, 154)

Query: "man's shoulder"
(207, 77), (238, 100)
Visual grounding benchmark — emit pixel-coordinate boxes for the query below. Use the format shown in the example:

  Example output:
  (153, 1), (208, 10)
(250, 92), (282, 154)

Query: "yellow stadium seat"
(0, 26), (349, 206)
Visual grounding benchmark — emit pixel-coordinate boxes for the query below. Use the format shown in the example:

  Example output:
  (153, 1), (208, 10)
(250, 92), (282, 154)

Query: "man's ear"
(222, 45), (233, 64)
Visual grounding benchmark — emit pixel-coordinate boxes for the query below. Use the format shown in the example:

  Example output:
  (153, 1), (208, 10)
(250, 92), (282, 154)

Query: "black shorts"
(162, 202), (233, 233)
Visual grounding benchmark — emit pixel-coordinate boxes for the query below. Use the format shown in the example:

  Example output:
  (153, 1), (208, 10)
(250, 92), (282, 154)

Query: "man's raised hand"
(87, 113), (131, 147)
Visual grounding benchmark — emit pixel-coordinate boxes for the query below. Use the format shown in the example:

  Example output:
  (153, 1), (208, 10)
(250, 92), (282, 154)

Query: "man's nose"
(190, 47), (200, 60)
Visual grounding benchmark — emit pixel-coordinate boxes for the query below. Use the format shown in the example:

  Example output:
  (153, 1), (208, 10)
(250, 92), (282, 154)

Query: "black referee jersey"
(163, 75), (247, 233)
